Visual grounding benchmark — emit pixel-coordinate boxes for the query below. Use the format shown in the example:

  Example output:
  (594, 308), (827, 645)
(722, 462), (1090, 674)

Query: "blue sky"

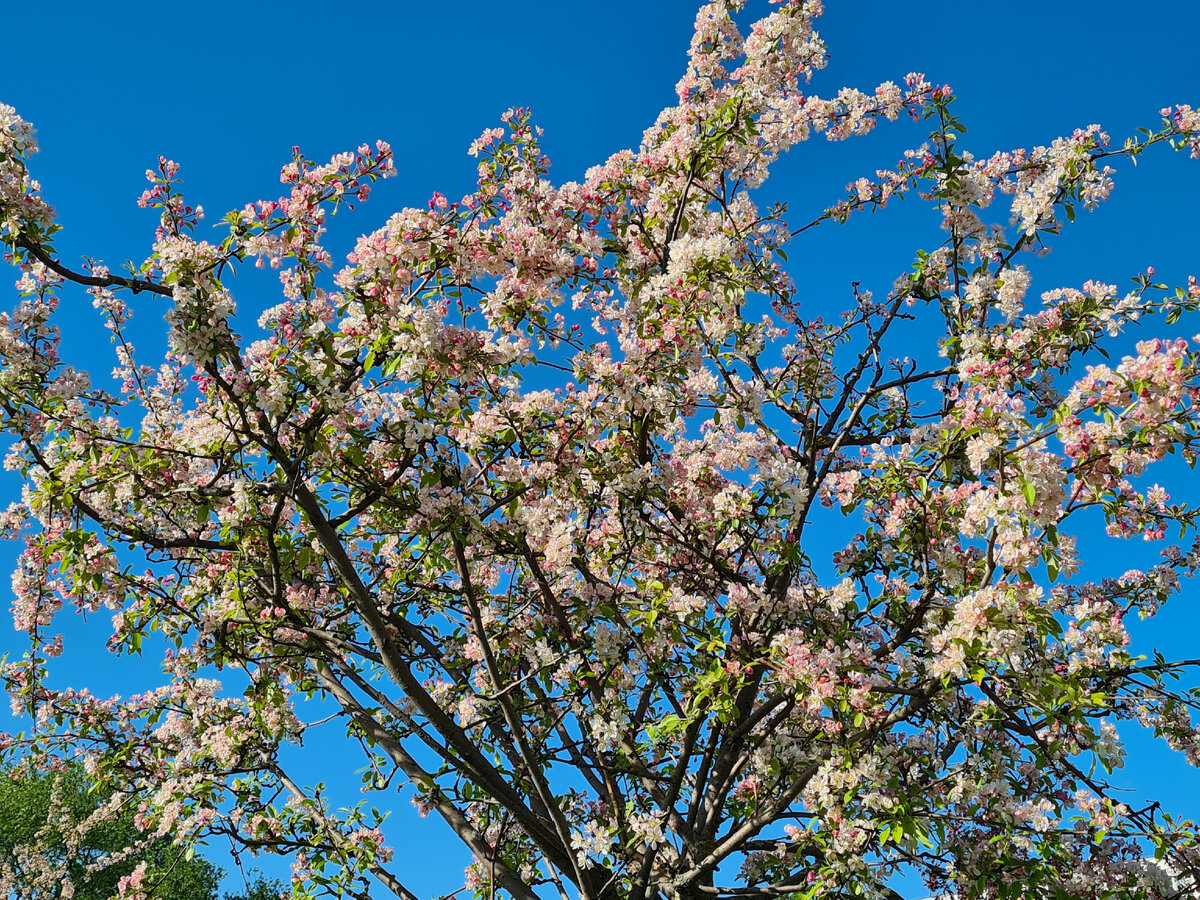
(4, 1), (1200, 897)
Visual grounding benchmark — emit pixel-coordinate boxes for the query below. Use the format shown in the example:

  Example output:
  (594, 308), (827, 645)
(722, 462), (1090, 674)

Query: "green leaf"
(1020, 477), (1036, 507)
(1046, 556), (1060, 582)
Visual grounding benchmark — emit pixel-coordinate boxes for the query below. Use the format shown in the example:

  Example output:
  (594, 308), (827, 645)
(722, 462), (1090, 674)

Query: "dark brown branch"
(15, 235), (174, 297)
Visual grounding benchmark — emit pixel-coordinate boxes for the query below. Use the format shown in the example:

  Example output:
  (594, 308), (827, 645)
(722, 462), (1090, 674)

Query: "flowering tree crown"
(3, 2), (1200, 899)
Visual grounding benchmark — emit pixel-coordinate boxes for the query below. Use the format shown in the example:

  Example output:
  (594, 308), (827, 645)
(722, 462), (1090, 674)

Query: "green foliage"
(223, 870), (288, 900)
(0, 762), (220, 899)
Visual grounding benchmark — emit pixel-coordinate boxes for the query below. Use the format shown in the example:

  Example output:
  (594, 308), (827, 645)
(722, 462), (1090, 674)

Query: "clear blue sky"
(4, 1), (1200, 897)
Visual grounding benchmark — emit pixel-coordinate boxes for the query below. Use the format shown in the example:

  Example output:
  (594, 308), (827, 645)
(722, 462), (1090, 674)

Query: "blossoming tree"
(3, 1), (1200, 898)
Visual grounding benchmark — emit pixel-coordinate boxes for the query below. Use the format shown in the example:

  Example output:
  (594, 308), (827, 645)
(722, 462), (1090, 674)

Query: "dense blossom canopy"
(3, 1), (1200, 898)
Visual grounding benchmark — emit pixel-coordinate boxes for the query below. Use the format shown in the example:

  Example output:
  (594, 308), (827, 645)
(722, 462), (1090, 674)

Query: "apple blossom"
(3, 2), (1200, 900)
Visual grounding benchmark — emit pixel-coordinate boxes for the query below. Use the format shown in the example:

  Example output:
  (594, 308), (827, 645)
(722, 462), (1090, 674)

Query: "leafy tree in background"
(2, 1), (1200, 899)
(0, 762), (222, 898)
(223, 871), (287, 900)
(0, 762), (287, 898)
